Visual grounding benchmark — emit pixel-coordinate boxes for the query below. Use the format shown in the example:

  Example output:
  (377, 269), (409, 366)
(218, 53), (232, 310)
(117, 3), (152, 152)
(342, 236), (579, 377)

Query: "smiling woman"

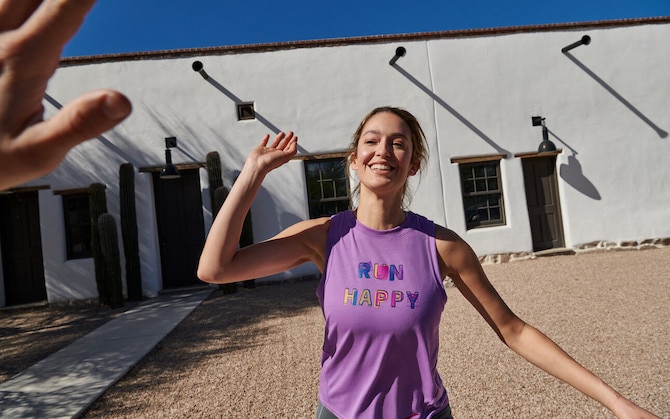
(346, 106), (428, 212)
(197, 106), (659, 418)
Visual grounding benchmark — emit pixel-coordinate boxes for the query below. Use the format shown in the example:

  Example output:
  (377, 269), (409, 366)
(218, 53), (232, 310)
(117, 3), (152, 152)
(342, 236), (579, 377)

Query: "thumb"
(39, 89), (132, 148)
(4, 90), (131, 187)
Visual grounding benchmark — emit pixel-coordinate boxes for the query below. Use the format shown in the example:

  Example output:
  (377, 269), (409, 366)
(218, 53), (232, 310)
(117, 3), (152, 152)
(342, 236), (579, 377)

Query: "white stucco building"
(1, 17), (668, 306)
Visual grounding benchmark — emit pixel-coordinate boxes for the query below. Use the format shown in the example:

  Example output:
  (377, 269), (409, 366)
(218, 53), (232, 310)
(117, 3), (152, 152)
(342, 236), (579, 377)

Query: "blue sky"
(63, 0), (670, 57)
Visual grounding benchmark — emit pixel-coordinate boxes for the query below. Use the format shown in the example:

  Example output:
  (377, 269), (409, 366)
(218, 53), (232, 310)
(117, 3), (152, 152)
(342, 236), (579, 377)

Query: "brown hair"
(346, 106), (429, 208)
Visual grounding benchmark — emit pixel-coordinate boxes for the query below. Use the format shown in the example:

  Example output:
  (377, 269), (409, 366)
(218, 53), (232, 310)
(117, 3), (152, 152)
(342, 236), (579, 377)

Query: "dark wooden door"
(152, 170), (205, 289)
(522, 157), (565, 251)
(0, 191), (47, 305)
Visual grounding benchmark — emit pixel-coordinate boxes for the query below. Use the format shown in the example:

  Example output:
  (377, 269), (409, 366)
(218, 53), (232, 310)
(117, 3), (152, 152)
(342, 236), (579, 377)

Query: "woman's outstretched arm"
(435, 226), (659, 419)
(198, 132), (328, 284)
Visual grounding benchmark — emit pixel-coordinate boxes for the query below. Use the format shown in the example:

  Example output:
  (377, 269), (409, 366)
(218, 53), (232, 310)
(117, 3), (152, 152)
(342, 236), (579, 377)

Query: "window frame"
(301, 154), (351, 219)
(451, 154), (506, 230)
(57, 189), (93, 260)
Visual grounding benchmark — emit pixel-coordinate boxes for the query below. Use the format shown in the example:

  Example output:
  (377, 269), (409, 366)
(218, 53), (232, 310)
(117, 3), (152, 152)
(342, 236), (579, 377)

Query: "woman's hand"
(245, 131), (298, 175)
(611, 395), (660, 419)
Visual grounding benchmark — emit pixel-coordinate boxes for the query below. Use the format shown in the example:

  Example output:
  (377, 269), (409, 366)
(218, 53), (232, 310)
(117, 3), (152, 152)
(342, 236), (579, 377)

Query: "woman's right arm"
(197, 132), (328, 284)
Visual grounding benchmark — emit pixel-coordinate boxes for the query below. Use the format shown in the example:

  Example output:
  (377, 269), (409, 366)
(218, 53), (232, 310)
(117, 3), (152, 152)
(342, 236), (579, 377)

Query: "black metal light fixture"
(561, 35), (591, 53)
(389, 46), (406, 65)
(532, 116), (557, 153)
(160, 136), (181, 179)
(192, 60), (209, 80)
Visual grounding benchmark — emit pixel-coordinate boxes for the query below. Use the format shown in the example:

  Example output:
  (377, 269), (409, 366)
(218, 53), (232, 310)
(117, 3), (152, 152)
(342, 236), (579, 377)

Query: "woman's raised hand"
(246, 131), (298, 174)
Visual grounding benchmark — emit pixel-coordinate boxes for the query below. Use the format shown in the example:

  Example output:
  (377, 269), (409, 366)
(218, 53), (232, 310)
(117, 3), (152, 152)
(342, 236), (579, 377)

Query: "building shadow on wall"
(196, 76), (281, 135)
(549, 129), (601, 200)
(563, 52), (667, 139)
(191, 63), (309, 154)
(391, 64), (510, 155)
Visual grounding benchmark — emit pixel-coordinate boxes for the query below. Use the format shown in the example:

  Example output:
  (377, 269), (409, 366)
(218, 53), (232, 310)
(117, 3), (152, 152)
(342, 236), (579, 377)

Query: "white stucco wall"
(3, 20), (668, 304)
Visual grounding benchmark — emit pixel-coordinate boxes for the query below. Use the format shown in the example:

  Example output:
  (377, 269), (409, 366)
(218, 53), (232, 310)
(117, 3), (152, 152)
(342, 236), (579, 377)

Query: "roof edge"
(60, 16), (670, 67)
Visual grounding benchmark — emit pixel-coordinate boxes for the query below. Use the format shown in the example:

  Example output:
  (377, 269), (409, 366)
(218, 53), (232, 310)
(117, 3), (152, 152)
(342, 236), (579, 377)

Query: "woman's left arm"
(435, 226), (658, 419)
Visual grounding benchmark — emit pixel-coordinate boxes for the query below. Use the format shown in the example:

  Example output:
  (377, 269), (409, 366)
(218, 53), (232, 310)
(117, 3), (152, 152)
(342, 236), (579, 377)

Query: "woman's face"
(350, 111), (419, 198)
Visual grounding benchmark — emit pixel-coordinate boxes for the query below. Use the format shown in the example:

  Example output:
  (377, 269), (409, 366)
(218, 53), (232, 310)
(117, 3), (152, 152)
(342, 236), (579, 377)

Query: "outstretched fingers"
(18, 0), (97, 57)
(268, 131), (296, 151)
(35, 89), (132, 149)
(0, 0), (42, 32)
(0, 89), (131, 188)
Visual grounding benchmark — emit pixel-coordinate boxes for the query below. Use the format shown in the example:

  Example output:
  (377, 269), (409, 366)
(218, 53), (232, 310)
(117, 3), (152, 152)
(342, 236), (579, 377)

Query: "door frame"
(519, 152), (566, 252)
(0, 189), (47, 306)
(151, 168), (206, 289)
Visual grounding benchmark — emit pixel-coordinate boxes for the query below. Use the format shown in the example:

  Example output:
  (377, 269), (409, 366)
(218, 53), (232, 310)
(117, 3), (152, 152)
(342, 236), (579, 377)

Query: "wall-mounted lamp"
(389, 46), (406, 65)
(532, 116), (557, 153)
(160, 136), (181, 179)
(561, 35), (591, 53)
(192, 60), (209, 80)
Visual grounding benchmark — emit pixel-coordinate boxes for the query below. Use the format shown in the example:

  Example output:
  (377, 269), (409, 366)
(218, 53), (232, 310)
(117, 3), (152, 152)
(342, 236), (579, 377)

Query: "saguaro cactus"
(240, 209), (255, 289)
(89, 183), (108, 305)
(119, 163), (143, 301)
(206, 151), (224, 218)
(98, 213), (123, 308)
(213, 185), (229, 215)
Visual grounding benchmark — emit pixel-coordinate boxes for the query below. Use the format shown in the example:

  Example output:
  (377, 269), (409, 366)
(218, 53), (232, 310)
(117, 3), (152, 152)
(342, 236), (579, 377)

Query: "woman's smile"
(351, 111), (418, 196)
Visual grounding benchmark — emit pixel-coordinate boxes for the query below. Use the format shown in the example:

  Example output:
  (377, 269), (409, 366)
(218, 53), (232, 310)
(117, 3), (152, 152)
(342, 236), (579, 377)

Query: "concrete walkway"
(0, 288), (213, 419)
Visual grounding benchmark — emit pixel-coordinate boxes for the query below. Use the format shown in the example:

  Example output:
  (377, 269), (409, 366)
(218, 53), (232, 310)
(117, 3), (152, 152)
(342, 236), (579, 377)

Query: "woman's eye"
(393, 142), (405, 148)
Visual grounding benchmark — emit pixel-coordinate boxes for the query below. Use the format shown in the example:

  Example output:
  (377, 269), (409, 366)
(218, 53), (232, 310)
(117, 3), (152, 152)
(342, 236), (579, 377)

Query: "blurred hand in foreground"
(0, 0), (131, 190)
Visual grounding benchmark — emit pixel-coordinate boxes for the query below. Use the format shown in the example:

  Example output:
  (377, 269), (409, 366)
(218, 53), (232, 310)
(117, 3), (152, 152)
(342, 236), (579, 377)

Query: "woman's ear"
(349, 152), (359, 171)
(409, 161), (420, 176)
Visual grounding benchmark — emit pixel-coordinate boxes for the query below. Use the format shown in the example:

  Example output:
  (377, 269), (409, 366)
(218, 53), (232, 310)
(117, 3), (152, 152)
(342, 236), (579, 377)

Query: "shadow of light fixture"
(532, 116), (557, 153)
(160, 136), (181, 179)
(562, 35), (591, 53)
(389, 46), (406, 65)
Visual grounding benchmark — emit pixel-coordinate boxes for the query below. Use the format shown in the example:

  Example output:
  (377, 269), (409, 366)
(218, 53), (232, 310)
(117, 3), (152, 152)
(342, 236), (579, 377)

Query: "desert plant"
(206, 151), (224, 219)
(98, 213), (123, 308)
(240, 209), (255, 289)
(119, 163), (143, 301)
(89, 183), (108, 305)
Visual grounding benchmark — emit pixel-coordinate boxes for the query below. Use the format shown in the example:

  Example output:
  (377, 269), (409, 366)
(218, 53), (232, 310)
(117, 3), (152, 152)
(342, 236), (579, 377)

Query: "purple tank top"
(316, 210), (449, 418)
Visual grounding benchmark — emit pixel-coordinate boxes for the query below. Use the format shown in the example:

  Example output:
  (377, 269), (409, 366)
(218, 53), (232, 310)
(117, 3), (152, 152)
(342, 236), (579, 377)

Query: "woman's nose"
(376, 139), (392, 157)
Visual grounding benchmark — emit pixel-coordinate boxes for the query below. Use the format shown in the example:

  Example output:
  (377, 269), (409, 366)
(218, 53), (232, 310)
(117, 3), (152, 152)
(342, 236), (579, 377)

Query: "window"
(304, 158), (350, 218)
(237, 102), (255, 121)
(62, 193), (92, 259)
(458, 160), (505, 229)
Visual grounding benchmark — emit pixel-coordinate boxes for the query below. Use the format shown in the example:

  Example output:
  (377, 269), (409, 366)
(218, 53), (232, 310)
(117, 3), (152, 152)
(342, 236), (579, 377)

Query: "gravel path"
(33, 248), (670, 418)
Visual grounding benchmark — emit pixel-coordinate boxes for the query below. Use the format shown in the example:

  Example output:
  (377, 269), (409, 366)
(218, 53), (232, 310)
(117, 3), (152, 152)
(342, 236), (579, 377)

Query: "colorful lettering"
(358, 262), (403, 281)
(358, 262), (371, 278)
(343, 288), (358, 305)
(343, 288), (418, 309)
(358, 289), (372, 306)
(390, 264), (403, 281)
(374, 290), (388, 307)
(374, 263), (389, 280)
(406, 291), (419, 309)
(390, 290), (404, 307)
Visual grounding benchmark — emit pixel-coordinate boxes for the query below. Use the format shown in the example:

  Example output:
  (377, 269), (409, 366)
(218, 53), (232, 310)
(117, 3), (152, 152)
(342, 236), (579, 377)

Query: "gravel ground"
(2, 247), (668, 418)
(0, 301), (139, 383)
